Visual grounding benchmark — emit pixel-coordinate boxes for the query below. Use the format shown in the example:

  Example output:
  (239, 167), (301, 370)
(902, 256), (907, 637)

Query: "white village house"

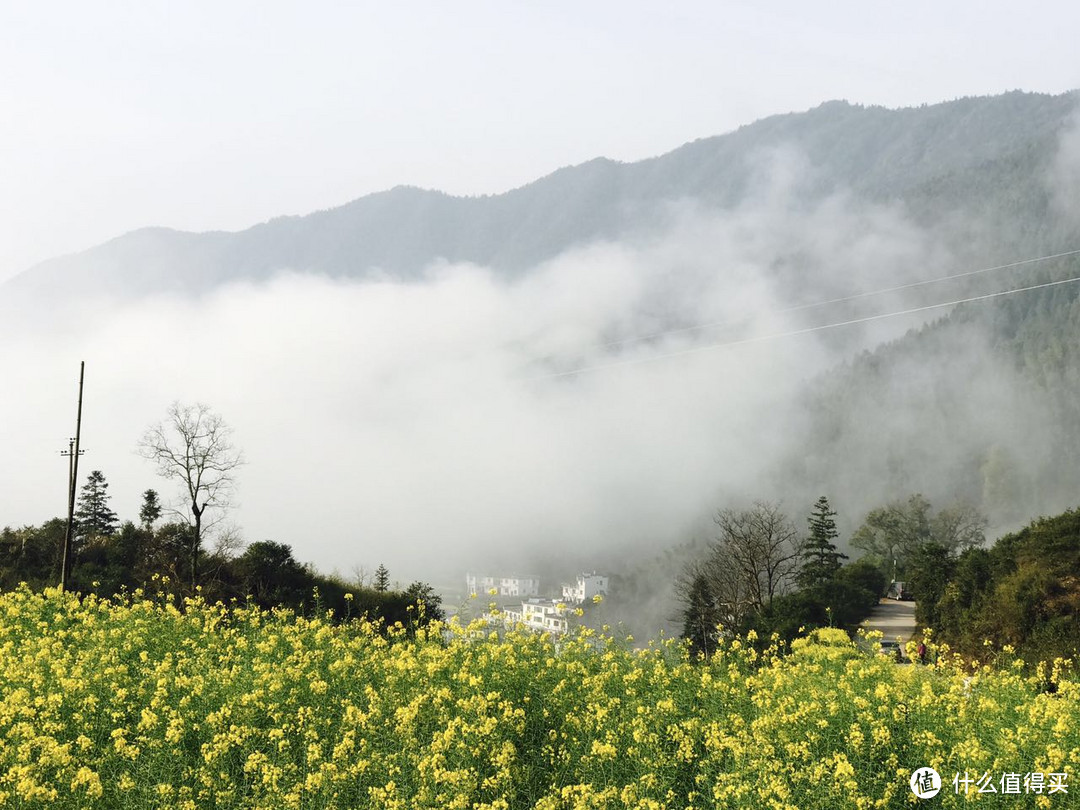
(502, 599), (569, 635)
(561, 572), (609, 604)
(466, 573), (541, 598)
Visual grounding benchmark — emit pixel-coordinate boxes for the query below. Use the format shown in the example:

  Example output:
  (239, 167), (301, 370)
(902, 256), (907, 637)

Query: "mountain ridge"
(6, 90), (1076, 299)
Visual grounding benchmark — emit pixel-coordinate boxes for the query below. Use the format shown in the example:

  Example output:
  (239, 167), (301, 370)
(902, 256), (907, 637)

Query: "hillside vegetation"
(787, 255), (1080, 535)
(916, 507), (1080, 664)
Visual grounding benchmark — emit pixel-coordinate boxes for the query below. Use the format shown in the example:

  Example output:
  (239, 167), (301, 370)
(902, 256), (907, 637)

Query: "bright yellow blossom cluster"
(0, 586), (1074, 808)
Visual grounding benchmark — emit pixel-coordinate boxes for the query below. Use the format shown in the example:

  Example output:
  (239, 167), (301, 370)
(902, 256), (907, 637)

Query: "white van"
(887, 581), (912, 600)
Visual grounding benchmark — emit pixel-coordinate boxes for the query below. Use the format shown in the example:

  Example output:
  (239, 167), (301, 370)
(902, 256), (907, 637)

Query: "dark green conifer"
(681, 572), (720, 658)
(374, 563), (390, 592)
(74, 470), (118, 539)
(797, 496), (847, 589)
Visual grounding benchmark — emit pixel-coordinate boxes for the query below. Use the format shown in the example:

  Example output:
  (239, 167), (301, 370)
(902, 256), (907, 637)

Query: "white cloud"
(0, 163), (998, 591)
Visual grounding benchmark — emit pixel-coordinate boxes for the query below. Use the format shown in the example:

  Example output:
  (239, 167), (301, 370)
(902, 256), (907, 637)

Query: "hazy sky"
(2, 1), (1078, 282)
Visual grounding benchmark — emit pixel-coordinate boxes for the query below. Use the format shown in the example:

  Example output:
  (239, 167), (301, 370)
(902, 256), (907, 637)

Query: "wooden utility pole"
(61, 438), (75, 502)
(60, 436), (84, 581)
(60, 361), (85, 591)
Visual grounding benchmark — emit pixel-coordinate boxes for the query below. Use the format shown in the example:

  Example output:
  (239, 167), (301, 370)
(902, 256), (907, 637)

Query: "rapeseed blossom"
(0, 585), (1073, 807)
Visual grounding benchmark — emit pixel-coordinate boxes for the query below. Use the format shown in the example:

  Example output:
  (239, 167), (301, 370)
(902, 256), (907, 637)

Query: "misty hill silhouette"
(6, 91), (1077, 298)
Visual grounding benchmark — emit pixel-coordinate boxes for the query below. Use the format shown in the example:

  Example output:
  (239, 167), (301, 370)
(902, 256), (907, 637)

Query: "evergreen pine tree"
(797, 496), (847, 589)
(74, 470), (118, 539)
(681, 572), (720, 659)
(374, 563), (390, 592)
(139, 489), (163, 531)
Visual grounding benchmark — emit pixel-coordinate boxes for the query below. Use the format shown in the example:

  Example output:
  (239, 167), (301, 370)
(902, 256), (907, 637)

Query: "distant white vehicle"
(887, 581), (912, 601)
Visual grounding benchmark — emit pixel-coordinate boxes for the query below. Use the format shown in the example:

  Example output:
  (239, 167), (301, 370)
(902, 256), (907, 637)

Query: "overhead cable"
(600, 248), (1080, 350)
(535, 274), (1080, 380)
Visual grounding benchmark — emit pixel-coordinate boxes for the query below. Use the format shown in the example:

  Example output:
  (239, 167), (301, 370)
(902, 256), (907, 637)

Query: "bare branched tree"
(678, 551), (756, 639)
(677, 501), (802, 644)
(712, 501), (801, 613)
(350, 564), (371, 589)
(138, 402), (244, 590)
(211, 524), (246, 558)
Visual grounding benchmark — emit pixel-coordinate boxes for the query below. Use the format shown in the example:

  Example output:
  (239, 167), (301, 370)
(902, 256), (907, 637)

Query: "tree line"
(0, 480), (441, 627)
(679, 497), (886, 657)
(681, 492), (1080, 664)
(905, 507), (1080, 663)
(0, 402), (442, 628)
(677, 493), (988, 655)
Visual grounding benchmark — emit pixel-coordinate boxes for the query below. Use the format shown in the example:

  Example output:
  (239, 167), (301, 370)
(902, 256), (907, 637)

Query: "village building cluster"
(466, 572), (609, 635)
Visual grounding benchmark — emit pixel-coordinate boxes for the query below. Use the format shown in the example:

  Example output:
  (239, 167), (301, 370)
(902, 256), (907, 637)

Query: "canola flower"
(0, 586), (1075, 808)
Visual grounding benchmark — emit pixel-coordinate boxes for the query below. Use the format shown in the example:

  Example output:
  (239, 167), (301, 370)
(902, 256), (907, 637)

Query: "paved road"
(861, 598), (916, 642)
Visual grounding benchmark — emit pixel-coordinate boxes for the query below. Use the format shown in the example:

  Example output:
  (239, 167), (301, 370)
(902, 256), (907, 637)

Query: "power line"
(534, 274), (1080, 380)
(599, 248), (1080, 350)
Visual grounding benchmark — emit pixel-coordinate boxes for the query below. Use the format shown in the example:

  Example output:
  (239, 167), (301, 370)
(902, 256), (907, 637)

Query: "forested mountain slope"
(787, 255), (1080, 535)
(6, 91), (1076, 299)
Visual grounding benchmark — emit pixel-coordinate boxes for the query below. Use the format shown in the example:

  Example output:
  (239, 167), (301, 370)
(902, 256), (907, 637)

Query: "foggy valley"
(3, 93), (1080, 633)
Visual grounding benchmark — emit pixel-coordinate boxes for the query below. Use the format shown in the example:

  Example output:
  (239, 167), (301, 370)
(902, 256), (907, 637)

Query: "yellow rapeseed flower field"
(0, 586), (1074, 808)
